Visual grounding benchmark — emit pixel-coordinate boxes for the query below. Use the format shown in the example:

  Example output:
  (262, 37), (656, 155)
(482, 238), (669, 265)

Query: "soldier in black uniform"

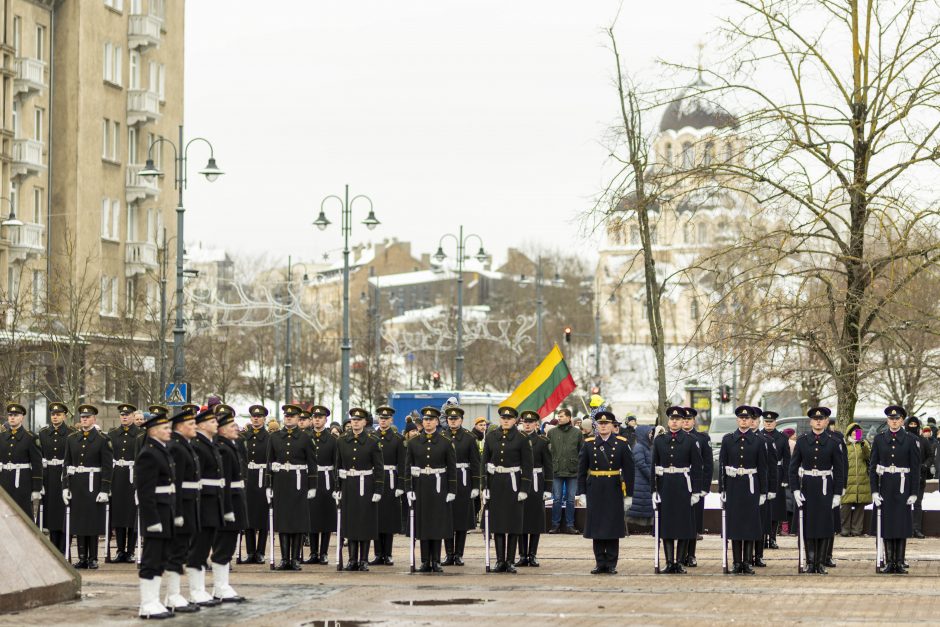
(164, 406), (202, 613)
(0, 402), (42, 518)
(823, 417), (847, 569)
(266, 404), (316, 570)
(652, 407), (703, 574)
(335, 407), (384, 571)
(370, 406), (404, 566)
(515, 410), (552, 567)
(904, 415), (930, 538)
(405, 406), (457, 572)
(483, 405), (534, 573)
(749, 407), (777, 568)
(211, 405), (247, 603)
(577, 410), (634, 574)
(441, 405), (479, 567)
(108, 403), (141, 563)
(240, 404), (270, 564)
(135, 410), (177, 620)
(762, 410), (790, 549)
(718, 405), (768, 574)
(680, 407), (711, 567)
(306, 405), (337, 565)
(39, 402), (71, 553)
(789, 406), (845, 574)
(63, 404), (113, 569)
(185, 406), (224, 604)
(870, 405), (920, 573)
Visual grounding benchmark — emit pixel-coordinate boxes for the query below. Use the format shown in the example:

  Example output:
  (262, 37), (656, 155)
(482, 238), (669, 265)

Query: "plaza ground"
(4, 531), (939, 625)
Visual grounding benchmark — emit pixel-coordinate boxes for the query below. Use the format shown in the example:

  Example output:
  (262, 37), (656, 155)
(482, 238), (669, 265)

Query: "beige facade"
(0, 0), (184, 428)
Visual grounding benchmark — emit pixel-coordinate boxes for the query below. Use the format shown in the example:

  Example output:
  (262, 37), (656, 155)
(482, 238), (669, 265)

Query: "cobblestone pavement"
(4, 531), (940, 625)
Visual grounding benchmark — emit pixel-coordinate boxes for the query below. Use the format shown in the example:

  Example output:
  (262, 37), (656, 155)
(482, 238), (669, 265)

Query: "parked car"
(775, 416), (888, 442)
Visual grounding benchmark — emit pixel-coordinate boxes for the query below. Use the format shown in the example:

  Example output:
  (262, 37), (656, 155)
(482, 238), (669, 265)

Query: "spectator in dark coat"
(625, 425), (655, 527)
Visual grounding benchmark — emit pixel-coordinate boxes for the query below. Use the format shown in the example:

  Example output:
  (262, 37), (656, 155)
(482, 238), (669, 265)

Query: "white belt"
(272, 462), (307, 490)
(181, 481), (201, 491)
(383, 464), (397, 490)
(67, 465), (101, 492)
(318, 465), (334, 491)
(724, 466), (758, 494)
(230, 480), (245, 489)
(456, 462), (470, 487)
(776, 460), (783, 466)
(876, 464), (910, 494)
(487, 464), (522, 492)
(655, 465), (693, 493)
(200, 478), (225, 489)
(114, 459), (135, 482)
(155, 484), (176, 495)
(248, 462), (265, 488)
(346, 469), (373, 497)
(533, 467), (544, 491)
(411, 466), (447, 493)
(42, 458), (64, 468)
(798, 468), (834, 495)
(1, 462), (32, 489)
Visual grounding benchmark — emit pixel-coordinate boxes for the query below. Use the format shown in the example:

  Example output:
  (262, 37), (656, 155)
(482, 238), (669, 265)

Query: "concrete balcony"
(13, 57), (45, 94)
(12, 138), (44, 177)
(126, 163), (160, 203)
(127, 89), (161, 126)
(128, 14), (163, 50)
(6, 221), (45, 263)
(126, 241), (159, 277)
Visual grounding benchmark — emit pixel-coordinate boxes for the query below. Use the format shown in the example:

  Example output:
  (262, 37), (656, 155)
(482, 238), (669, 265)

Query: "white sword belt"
(42, 458), (64, 467)
(247, 462), (266, 488)
(343, 469), (374, 496)
(411, 466), (447, 493)
(199, 478), (225, 492)
(318, 465), (334, 491)
(180, 481), (202, 491)
(875, 464), (910, 493)
(798, 468), (834, 495)
(229, 480), (245, 490)
(456, 462), (470, 487)
(155, 484), (176, 495)
(655, 465), (693, 492)
(383, 464), (397, 490)
(114, 459), (135, 482)
(724, 466), (758, 494)
(533, 467), (544, 490)
(1, 462), (32, 489)
(271, 463), (307, 490)
(486, 464), (522, 492)
(66, 465), (101, 492)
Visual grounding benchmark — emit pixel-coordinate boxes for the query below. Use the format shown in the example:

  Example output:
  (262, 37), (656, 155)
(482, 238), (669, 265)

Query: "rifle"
(653, 499), (661, 574)
(104, 502), (111, 563)
(483, 490), (491, 573)
(409, 499), (416, 573)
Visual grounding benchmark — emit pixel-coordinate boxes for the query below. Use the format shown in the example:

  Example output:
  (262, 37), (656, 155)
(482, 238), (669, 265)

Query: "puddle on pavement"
(301, 622), (372, 627)
(392, 598), (491, 607)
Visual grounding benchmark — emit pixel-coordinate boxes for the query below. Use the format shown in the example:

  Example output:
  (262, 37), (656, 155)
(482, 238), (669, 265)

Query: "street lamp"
(519, 256), (564, 358)
(0, 197), (23, 227)
(315, 185), (379, 418)
(579, 278), (609, 381)
(139, 125), (223, 393)
(434, 225), (488, 390)
(283, 258), (312, 405)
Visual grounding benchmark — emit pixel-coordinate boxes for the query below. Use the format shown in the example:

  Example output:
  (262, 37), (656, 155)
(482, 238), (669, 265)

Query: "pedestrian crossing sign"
(164, 382), (190, 406)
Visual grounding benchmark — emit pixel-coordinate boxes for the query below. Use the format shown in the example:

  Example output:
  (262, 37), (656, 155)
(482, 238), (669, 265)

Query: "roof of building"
(659, 76), (738, 133)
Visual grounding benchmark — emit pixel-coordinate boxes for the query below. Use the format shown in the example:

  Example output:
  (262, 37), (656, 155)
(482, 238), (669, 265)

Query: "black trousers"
(374, 532), (394, 557)
(913, 481), (926, 532)
(212, 530), (239, 565)
(76, 535), (99, 561)
(115, 527), (138, 554)
(187, 527), (217, 569)
(419, 539), (442, 564)
(244, 529), (269, 557)
(592, 539), (619, 567)
(49, 530), (66, 555)
(139, 536), (171, 580)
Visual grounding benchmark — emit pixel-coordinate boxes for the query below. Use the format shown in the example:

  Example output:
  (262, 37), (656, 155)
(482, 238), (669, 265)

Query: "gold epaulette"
(616, 435), (628, 442)
(585, 437), (595, 442)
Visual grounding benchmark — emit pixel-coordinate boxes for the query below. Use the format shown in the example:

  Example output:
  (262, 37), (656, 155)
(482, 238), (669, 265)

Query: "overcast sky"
(183, 0), (736, 267)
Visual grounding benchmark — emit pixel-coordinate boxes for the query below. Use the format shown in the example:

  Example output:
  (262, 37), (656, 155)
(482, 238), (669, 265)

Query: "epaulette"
(440, 431), (453, 441)
(39, 425), (50, 433)
(585, 437), (595, 442)
(616, 435), (628, 442)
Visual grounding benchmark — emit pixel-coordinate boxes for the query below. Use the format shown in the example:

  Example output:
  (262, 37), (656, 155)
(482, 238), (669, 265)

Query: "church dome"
(659, 76), (738, 133)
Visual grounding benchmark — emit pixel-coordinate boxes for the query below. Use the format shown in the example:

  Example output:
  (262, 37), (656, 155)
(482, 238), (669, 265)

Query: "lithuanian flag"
(502, 344), (577, 418)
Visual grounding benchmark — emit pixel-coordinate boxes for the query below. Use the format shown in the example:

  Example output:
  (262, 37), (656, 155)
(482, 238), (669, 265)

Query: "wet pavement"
(4, 531), (940, 625)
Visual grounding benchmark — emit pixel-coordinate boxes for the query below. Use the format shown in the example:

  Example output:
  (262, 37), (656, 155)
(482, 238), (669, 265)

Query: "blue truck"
(387, 390), (509, 431)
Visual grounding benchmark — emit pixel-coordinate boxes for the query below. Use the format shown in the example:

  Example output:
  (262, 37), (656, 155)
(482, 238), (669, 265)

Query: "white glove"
(652, 491), (661, 505)
(623, 496), (633, 510)
(95, 492), (109, 503)
(542, 491), (552, 501)
(576, 494), (586, 507)
(759, 494), (766, 505)
(719, 492), (727, 503)
(146, 523), (163, 533)
(482, 489), (490, 500)
(691, 493), (701, 506)
(841, 489), (846, 497)
(793, 490), (805, 506)
(307, 489), (317, 499)
(62, 489), (71, 504)
(395, 489), (404, 497)
(780, 482), (788, 488)
(31, 491), (41, 502)
(372, 493), (382, 503)
(40, 487), (45, 496)
(768, 492), (776, 500)
(265, 488), (273, 504)
(699, 491), (708, 498)
(406, 491), (416, 505)
(445, 493), (455, 503)
(174, 516), (184, 527)
(470, 489), (479, 499)
(332, 491), (341, 503)
(223, 512), (235, 522)
(872, 492), (883, 507)
(832, 494), (841, 508)
(907, 495), (917, 506)
(517, 492), (528, 502)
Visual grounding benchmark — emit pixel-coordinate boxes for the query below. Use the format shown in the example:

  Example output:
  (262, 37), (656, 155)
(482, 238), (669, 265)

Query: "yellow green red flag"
(501, 344), (577, 418)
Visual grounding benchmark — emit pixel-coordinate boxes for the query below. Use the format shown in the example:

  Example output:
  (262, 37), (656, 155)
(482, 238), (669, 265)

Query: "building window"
(32, 271), (45, 313)
(12, 17), (21, 56)
(103, 42), (122, 85)
(101, 275), (118, 316)
(33, 108), (43, 141)
(101, 198), (120, 240)
(10, 181), (18, 217)
(683, 223), (694, 244)
(102, 118), (110, 158)
(630, 225), (639, 245)
(33, 188), (42, 223)
(147, 208), (156, 243)
(681, 142), (694, 169)
(691, 298), (700, 321)
(125, 278), (136, 317)
(130, 0), (142, 13)
(128, 127), (138, 163)
(149, 61), (158, 93)
(703, 141), (714, 165)
(725, 141), (735, 162)
(663, 142), (673, 166)
(105, 0), (124, 12)
(150, 0), (166, 19)
(8, 266), (21, 298)
(12, 101), (19, 137)
(127, 204), (138, 241)
(35, 26), (46, 61)
(103, 119), (119, 161)
(158, 64), (166, 101)
(129, 50), (140, 89)
(112, 120), (121, 161)
(697, 223), (707, 243)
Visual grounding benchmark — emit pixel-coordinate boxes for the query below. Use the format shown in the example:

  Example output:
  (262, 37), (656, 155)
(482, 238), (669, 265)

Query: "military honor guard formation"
(0, 397), (931, 620)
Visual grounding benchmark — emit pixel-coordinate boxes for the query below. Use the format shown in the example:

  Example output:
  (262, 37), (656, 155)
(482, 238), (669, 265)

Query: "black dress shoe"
(357, 561), (369, 572)
(607, 566), (618, 575)
(674, 562), (687, 573)
(441, 555), (456, 566)
(318, 554), (329, 565)
(290, 560), (302, 571)
(87, 560), (99, 570)
(74, 559), (88, 569)
(493, 561), (507, 573)
(591, 565), (607, 574)
(752, 557), (766, 567)
(431, 562), (444, 573)
(913, 530), (926, 539)
(563, 527), (580, 535)
(197, 598), (222, 607)
(823, 557), (836, 568)
(275, 560), (291, 571)
(513, 556), (529, 567)
(173, 602), (200, 613)
(418, 563), (432, 573)
(304, 555), (320, 564)
(740, 562), (755, 575)
(218, 594), (247, 603)
(343, 562), (358, 571)
(368, 556), (385, 566)
(123, 553), (137, 564)
(452, 556), (464, 566)
(528, 556), (540, 567)
(548, 526), (560, 534)
(252, 554), (266, 564)
(383, 556), (395, 566)
(685, 556), (697, 567)
(815, 564), (828, 575)
(505, 562), (517, 573)
(696, 534), (703, 541)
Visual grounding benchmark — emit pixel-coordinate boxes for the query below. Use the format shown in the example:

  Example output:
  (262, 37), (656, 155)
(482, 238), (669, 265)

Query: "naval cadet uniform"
(108, 404), (142, 563)
(517, 413), (552, 567)
(210, 405), (247, 603)
(240, 404), (270, 564)
(371, 406), (405, 566)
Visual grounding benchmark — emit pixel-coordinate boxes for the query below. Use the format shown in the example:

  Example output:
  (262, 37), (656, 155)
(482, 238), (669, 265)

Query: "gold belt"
(589, 470), (620, 477)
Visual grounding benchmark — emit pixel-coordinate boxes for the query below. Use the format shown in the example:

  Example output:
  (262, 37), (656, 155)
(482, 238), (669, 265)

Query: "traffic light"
(719, 384), (731, 403)
(564, 326), (572, 343)
(431, 371), (441, 389)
